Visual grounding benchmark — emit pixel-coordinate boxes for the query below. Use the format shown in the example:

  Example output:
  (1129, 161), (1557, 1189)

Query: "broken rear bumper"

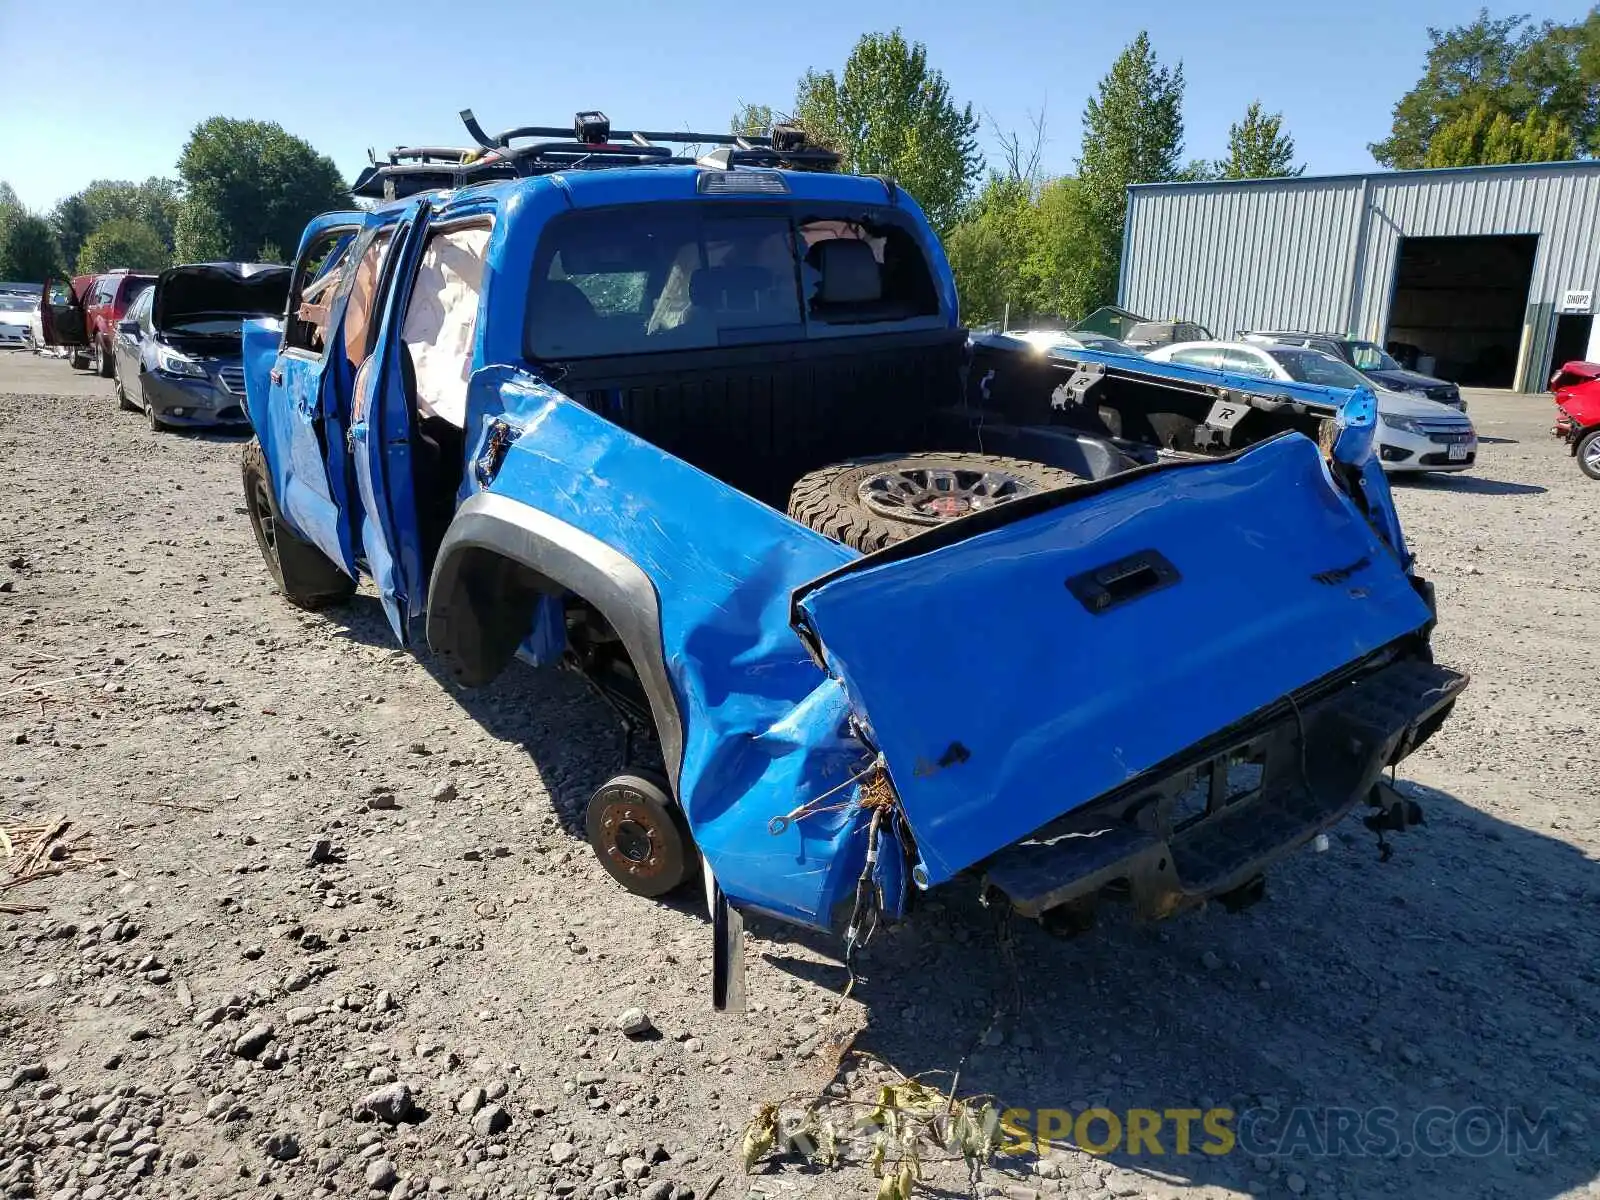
(981, 656), (1467, 920)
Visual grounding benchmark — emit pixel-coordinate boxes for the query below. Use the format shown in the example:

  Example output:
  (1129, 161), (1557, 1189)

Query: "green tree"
(1216, 100), (1303, 179)
(50, 178), (182, 267)
(1019, 175), (1099, 321)
(177, 117), (347, 262)
(731, 103), (775, 138)
(1372, 9), (1600, 167)
(49, 195), (94, 270)
(79, 178), (182, 251)
(1076, 32), (1187, 308)
(172, 196), (229, 263)
(75, 218), (170, 274)
(1422, 102), (1577, 166)
(945, 109), (1047, 326)
(0, 182), (21, 236)
(945, 171), (1101, 329)
(1175, 159), (1219, 182)
(944, 175), (1036, 326)
(794, 30), (983, 232)
(0, 214), (66, 283)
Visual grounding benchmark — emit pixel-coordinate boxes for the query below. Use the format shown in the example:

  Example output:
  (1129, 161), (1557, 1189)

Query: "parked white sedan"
(0, 293), (33, 349)
(1145, 340), (1478, 473)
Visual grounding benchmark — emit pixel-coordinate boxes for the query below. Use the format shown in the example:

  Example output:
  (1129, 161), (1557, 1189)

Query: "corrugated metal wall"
(1121, 176), (1365, 339)
(1121, 163), (1600, 391)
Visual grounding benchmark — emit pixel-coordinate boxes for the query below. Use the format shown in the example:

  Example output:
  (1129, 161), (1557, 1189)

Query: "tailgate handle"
(1066, 550), (1180, 615)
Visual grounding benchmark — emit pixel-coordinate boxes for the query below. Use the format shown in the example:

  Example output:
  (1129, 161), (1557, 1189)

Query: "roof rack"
(1238, 328), (1352, 340)
(350, 110), (840, 200)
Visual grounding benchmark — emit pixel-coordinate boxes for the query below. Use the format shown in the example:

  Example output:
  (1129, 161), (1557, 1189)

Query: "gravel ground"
(0, 350), (1596, 1200)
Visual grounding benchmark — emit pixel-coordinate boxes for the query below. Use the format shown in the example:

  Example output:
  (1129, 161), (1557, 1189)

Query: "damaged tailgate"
(791, 434), (1438, 888)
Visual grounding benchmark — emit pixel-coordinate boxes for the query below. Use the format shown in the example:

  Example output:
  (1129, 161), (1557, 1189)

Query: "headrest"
(812, 239), (881, 304)
(536, 279), (599, 321)
(689, 266), (772, 311)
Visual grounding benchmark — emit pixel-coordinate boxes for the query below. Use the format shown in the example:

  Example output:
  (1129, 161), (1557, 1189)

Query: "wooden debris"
(140, 798), (214, 814)
(0, 815), (102, 914)
(1, 866), (70, 890)
(0, 671), (105, 700)
(12, 817), (70, 877)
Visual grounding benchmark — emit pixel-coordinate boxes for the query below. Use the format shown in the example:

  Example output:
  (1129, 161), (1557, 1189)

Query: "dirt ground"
(0, 350), (1596, 1200)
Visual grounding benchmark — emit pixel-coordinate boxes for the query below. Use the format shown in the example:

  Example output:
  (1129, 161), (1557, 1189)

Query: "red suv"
(41, 270), (156, 374)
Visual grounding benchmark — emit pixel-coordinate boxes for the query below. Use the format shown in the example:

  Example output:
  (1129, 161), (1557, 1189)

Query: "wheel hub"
(600, 804), (667, 878)
(858, 465), (1038, 525)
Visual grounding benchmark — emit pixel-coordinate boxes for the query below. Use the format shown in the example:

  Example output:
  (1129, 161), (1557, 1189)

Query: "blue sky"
(1, 0), (1594, 212)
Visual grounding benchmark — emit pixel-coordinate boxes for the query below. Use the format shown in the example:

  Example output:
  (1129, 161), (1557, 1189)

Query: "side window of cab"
(284, 229), (361, 357)
(341, 230), (397, 375)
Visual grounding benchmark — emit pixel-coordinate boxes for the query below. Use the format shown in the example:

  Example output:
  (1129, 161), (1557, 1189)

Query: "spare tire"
(787, 451), (1082, 552)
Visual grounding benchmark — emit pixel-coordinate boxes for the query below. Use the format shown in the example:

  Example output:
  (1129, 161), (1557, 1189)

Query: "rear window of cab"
(523, 205), (942, 360)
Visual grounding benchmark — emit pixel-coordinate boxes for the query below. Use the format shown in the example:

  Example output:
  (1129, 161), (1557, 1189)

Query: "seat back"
(531, 280), (605, 358)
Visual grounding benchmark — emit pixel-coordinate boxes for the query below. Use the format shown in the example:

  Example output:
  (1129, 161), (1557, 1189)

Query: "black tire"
(788, 451), (1082, 551)
(93, 337), (114, 378)
(241, 438), (356, 610)
(146, 400), (165, 432)
(69, 346), (90, 371)
(585, 772), (697, 898)
(114, 363), (138, 413)
(1578, 429), (1600, 481)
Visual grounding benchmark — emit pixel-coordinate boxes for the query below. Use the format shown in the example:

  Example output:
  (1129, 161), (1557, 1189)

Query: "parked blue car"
(114, 263), (290, 431)
(240, 112), (1465, 1006)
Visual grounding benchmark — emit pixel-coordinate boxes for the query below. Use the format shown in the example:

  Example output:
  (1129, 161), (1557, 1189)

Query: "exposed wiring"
(842, 807), (885, 990)
(767, 754), (885, 835)
(1377, 764), (1399, 862)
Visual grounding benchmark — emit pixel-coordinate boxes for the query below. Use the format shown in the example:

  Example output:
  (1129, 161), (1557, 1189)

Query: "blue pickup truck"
(240, 111), (1464, 1005)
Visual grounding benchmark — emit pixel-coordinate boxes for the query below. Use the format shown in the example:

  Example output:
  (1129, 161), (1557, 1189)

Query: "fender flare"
(425, 491), (685, 793)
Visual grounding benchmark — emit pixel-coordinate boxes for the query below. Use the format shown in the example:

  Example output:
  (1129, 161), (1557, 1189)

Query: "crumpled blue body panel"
(240, 170), (1431, 943)
(465, 369), (901, 928)
(462, 367), (1430, 925)
(794, 434), (1432, 886)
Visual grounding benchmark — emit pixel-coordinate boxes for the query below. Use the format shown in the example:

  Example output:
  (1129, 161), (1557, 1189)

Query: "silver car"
(0, 293), (34, 349)
(1145, 340), (1478, 473)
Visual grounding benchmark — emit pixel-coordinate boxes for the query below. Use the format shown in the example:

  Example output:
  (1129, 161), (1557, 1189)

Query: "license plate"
(1447, 442), (1469, 461)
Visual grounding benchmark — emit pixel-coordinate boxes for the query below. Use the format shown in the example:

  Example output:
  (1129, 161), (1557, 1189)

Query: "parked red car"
(1551, 360), (1600, 480)
(40, 270), (156, 375)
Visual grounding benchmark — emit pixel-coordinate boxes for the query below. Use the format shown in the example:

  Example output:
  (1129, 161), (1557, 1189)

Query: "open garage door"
(1385, 234), (1537, 389)
(1548, 312), (1593, 385)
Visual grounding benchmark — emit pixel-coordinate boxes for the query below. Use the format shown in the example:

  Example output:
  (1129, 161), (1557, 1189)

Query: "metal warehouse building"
(1119, 160), (1600, 393)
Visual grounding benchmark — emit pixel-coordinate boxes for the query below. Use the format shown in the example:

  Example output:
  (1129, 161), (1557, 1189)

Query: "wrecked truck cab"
(241, 110), (1464, 1006)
